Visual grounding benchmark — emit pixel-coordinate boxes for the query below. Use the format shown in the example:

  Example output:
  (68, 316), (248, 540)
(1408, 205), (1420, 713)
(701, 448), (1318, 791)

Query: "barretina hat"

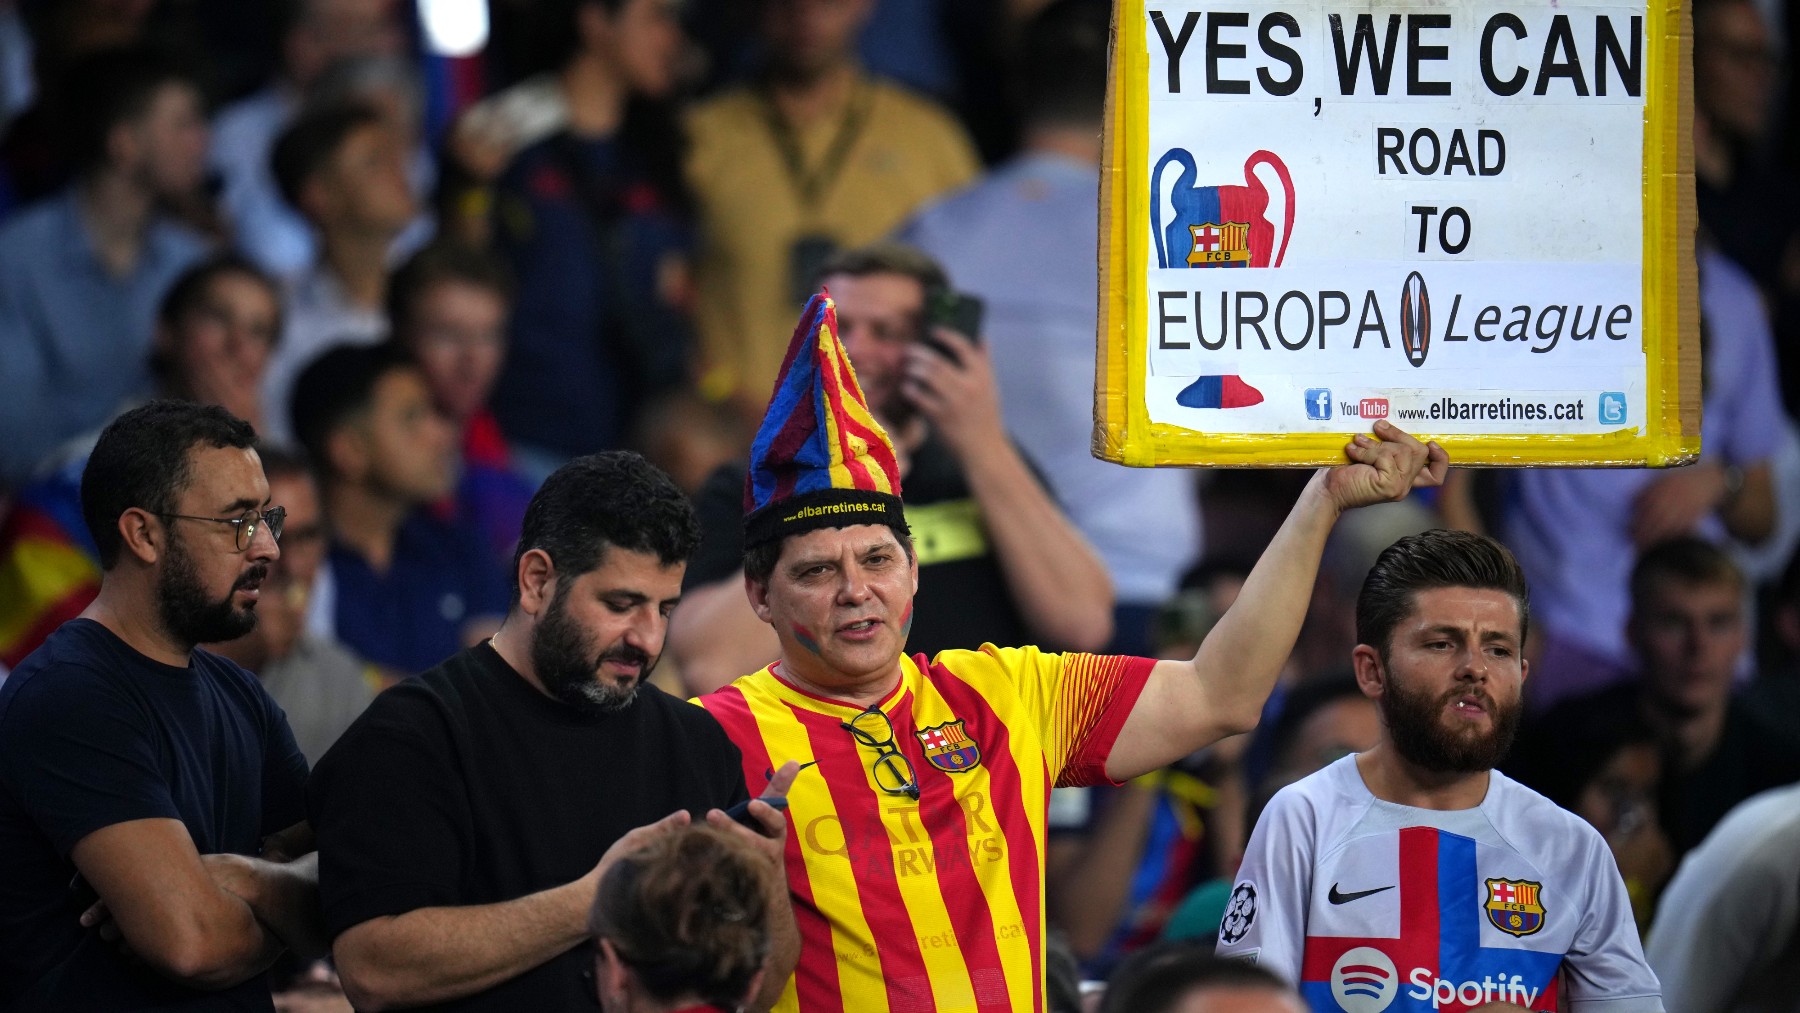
(743, 291), (907, 548)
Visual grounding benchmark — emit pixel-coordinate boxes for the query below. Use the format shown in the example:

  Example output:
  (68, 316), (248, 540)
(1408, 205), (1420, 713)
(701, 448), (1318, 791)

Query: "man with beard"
(0, 400), (324, 1012)
(1216, 530), (1663, 1012)
(305, 451), (799, 1012)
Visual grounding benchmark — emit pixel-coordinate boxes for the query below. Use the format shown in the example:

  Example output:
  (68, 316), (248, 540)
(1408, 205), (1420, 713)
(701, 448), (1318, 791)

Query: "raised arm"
(1105, 421), (1446, 781)
(904, 328), (1115, 650)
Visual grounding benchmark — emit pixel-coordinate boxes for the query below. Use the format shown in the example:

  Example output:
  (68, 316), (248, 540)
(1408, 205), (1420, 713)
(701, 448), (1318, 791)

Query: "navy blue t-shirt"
(330, 509), (510, 677)
(0, 619), (309, 1012)
(489, 133), (694, 457)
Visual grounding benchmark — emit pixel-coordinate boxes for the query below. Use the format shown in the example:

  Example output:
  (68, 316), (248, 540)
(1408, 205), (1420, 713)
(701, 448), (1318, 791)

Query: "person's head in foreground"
(82, 399), (282, 653)
(502, 452), (701, 715)
(1101, 944), (1305, 1013)
(588, 824), (774, 1013)
(1353, 529), (1530, 778)
(740, 293), (916, 695)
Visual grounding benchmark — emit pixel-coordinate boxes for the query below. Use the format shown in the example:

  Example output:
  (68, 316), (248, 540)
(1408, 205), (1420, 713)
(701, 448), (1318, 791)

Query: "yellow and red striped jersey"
(696, 645), (1154, 1013)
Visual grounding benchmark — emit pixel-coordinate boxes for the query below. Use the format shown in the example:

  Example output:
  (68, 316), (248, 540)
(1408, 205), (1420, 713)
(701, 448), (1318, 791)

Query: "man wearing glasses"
(697, 292), (1449, 1012)
(0, 400), (324, 1011)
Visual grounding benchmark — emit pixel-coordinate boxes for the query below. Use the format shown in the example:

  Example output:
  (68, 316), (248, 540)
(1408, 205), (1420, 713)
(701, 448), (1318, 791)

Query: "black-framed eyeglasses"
(841, 704), (920, 801)
(160, 506), (286, 552)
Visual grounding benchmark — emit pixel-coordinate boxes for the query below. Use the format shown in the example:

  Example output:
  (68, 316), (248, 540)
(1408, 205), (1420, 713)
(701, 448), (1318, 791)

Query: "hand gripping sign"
(1095, 0), (1699, 467)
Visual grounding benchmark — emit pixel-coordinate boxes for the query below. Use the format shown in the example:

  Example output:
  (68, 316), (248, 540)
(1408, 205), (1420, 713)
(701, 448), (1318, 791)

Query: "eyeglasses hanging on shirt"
(757, 79), (876, 306)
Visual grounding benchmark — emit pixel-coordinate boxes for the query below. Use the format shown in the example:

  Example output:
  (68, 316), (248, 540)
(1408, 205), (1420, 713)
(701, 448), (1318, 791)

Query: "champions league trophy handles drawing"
(1151, 148), (1297, 270)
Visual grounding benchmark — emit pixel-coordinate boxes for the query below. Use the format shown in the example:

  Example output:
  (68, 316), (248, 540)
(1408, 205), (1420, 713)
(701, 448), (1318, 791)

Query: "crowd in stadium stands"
(0, 0), (1799, 1010)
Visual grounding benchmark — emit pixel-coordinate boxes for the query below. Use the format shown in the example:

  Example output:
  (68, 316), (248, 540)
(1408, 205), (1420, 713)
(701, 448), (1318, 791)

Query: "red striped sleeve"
(1055, 655), (1156, 787)
(933, 666), (1044, 1013)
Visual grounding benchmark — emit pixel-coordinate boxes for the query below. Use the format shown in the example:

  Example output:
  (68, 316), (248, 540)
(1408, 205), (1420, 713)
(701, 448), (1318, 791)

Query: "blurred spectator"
(450, 0), (682, 187)
(1507, 701), (1673, 932)
(306, 52), (436, 252)
(386, 242), (534, 570)
(685, 0), (980, 409)
(0, 3), (28, 130)
(263, 101), (417, 444)
(210, 0), (407, 276)
(0, 252), (276, 668)
(289, 343), (507, 677)
(1749, 545), (1800, 740)
(1100, 945), (1304, 1013)
(587, 824), (778, 1013)
(0, 47), (211, 487)
(206, 446), (375, 767)
(1246, 673), (1381, 827)
(628, 389), (747, 496)
(139, 252), (284, 436)
(1692, 0), (1800, 412)
(482, 0), (696, 478)
(667, 242), (1112, 693)
(1646, 782), (1800, 1013)
(902, 0), (1202, 655)
(1472, 248), (1783, 709)
(0, 0), (166, 206)
(1615, 537), (1800, 855)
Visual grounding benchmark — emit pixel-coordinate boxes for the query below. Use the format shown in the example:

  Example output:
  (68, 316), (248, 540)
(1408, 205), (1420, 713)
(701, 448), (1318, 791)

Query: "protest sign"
(1096, 0), (1699, 466)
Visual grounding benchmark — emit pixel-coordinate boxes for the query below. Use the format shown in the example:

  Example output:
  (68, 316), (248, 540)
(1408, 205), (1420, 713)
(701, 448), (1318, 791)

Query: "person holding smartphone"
(670, 242), (1117, 694)
(306, 453), (799, 1012)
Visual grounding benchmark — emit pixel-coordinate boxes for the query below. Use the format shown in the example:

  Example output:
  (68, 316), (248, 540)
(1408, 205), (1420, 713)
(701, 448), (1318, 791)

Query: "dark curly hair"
(1356, 529), (1530, 658)
(512, 452), (700, 597)
(588, 824), (774, 1008)
(83, 400), (258, 569)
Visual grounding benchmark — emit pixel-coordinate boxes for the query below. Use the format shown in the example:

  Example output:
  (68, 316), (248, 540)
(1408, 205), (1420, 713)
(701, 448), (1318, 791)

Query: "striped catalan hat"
(743, 291), (906, 548)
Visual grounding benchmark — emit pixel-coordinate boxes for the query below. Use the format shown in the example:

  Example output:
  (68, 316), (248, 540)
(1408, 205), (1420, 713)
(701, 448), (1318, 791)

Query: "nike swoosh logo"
(1328, 884), (1395, 904)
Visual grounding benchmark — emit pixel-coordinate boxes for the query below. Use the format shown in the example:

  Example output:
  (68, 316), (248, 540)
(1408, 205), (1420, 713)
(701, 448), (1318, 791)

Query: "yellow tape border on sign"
(1095, 0), (1701, 468)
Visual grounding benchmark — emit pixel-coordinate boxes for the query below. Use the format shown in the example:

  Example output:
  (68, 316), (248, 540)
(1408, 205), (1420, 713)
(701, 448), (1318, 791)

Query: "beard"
(158, 536), (265, 648)
(1380, 667), (1522, 774)
(531, 584), (654, 717)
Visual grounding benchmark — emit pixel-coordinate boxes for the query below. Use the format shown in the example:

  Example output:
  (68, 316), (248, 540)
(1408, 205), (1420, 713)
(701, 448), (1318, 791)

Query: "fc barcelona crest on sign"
(1484, 878), (1546, 937)
(916, 720), (981, 773)
(1186, 222), (1251, 266)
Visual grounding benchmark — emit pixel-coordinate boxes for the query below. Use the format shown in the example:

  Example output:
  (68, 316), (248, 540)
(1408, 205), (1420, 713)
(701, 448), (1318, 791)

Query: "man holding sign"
(697, 290), (1447, 1012)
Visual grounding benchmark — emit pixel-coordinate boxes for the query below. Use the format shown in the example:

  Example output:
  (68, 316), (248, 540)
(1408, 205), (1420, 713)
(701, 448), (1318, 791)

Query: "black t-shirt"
(307, 643), (748, 1012)
(687, 433), (1037, 655)
(1664, 694), (1800, 855)
(0, 619), (308, 1012)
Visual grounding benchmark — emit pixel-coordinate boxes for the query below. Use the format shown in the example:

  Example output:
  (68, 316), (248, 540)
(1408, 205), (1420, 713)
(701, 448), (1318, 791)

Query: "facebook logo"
(1304, 389), (1332, 421)
(1599, 392), (1627, 425)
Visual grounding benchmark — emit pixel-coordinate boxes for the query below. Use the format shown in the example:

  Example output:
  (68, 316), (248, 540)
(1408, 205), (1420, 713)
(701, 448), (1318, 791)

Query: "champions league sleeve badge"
(1220, 881), (1258, 944)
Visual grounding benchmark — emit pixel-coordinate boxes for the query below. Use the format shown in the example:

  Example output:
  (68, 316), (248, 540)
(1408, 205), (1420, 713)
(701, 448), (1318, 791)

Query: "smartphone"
(924, 289), (985, 360)
(724, 795), (790, 829)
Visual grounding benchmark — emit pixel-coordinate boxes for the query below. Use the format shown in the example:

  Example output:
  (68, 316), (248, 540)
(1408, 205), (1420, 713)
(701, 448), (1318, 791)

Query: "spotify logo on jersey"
(1330, 947), (1398, 1012)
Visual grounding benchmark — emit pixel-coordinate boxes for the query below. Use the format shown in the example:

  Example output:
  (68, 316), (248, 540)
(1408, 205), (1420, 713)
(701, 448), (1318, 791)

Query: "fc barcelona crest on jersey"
(916, 720), (981, 773)
(1484, 878), (1546, 937)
